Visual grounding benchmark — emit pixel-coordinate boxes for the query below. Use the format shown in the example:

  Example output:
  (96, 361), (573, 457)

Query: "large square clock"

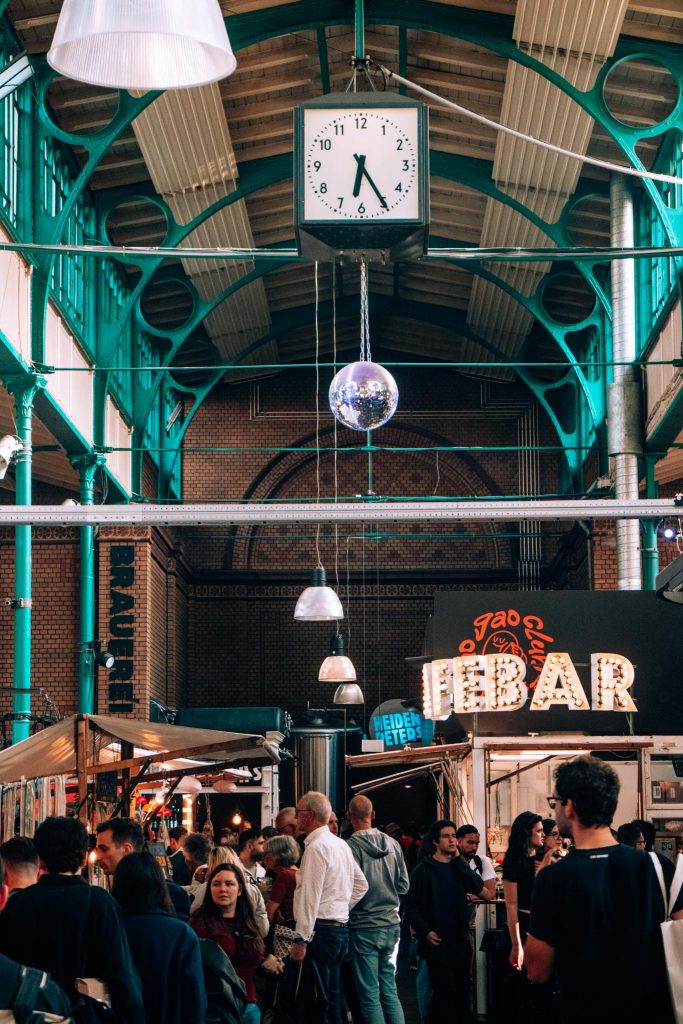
(294, 93), (429, 261)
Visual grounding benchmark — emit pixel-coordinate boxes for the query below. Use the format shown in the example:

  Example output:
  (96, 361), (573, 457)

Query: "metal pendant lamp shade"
(333, 683), (365, 705)
(47, 0), (237, 91)
(318, 634), (356, 682)
(294, 567), (344, 622)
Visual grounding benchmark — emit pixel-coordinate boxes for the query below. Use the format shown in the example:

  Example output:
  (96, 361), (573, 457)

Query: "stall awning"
(0, 714), (279, 784)
(346, 741), (471, 769)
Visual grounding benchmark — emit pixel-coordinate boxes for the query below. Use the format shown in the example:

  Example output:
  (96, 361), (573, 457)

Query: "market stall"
(0, 713), (280, 837)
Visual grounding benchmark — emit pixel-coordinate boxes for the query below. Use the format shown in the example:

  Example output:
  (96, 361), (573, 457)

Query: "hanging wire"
(376, 540), (381, 713)
(379, 66), (683, 188)
(314, 261), (323, 569)
(332, 263), (341, 593)
(359, 261), (371, 362)
(345, 534), (353, 655)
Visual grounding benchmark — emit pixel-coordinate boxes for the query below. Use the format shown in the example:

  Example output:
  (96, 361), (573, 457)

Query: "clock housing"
(294, 93), (429, 261)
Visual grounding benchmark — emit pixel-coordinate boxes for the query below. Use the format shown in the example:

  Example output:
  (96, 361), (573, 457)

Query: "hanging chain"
(359, 261), (371, 362)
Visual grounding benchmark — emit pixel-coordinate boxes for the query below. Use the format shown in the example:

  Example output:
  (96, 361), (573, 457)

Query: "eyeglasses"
(294, 808), (310, 817)
(546, 796), (565, 810)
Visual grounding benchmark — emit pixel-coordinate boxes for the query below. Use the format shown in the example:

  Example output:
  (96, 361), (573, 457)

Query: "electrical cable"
(379, 65), (683, 188)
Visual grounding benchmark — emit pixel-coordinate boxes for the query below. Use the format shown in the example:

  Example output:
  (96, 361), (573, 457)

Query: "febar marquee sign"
(423, 651), (636, 718)
(429, 592), (683, 735)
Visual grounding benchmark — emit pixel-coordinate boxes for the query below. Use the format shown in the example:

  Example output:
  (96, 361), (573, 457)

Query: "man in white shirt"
(292, 790), (368, 1024)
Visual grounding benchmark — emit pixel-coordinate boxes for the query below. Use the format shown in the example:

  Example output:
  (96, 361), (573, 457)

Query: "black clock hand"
(353, 153), (389, 209)
(352, 154), (366, 198)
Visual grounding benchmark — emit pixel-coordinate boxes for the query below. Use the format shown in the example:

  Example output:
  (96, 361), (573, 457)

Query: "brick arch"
(230, 422), (509, 572)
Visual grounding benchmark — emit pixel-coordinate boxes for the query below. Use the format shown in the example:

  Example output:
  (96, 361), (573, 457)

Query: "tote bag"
(651, 851), (683, 1023)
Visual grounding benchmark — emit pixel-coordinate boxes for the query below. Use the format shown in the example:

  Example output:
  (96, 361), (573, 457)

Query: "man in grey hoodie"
(347, 795), (410, 1024)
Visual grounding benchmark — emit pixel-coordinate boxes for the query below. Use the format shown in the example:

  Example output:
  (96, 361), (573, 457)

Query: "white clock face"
(303, 107), (420, 221)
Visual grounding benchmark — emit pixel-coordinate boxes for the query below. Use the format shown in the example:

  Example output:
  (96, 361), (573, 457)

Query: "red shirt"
(189, 914), (262, 1004)
(269, 867), (297, 922)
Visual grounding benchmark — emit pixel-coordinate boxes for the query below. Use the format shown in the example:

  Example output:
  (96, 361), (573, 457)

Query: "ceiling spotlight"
(0, 435), (22, 480)
(94, 650), (115, 670)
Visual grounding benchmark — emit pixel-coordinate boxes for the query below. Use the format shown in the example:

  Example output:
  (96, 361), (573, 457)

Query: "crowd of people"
(0, 755), (678, 1024)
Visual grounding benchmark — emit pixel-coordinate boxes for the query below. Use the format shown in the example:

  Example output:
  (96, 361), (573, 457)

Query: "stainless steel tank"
(290, 712), (361, 811)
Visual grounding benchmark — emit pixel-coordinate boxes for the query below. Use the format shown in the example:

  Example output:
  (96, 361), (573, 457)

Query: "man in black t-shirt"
(525, 756), (674, 1024)
(405, 819), (484, 1024)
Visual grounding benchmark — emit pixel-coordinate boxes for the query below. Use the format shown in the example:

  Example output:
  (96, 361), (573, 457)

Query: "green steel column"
(70, 453), (106, 714)
(5, 374), (46, 743)
(641, 458), (659, 592)
(354, 0), (365, 57)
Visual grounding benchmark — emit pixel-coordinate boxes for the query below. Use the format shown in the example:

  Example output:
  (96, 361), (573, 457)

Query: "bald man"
(347, 795), (409, 1024)
(275, 807), (298, 838)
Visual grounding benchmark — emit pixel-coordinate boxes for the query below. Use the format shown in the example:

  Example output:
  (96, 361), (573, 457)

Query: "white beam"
(0, 499), (677, 526)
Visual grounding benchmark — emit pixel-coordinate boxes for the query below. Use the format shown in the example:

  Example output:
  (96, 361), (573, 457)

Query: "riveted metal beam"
(0, 499), (676, 527)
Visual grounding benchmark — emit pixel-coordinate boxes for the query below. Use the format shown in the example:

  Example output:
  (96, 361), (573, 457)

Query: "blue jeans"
(309, 922), (349, 1024)
(349, 924), (405, 1024)
(241, 1004), (260, 1024)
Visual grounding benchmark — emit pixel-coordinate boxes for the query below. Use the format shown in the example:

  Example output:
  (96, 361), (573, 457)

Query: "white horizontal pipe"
(0, 499), (676, 526)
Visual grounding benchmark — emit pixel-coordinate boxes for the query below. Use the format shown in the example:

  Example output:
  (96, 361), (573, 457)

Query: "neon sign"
(422, 652), (636, 718)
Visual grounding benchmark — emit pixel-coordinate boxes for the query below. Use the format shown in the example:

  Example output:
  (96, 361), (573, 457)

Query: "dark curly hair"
(34, 816), (87, 874)
(502, 811), (542, 876)
(191, 863), (264, 959)
(554, 755), (619, 828)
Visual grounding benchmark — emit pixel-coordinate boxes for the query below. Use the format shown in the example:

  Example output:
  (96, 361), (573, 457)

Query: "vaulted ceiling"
(5, 0), (683, 481)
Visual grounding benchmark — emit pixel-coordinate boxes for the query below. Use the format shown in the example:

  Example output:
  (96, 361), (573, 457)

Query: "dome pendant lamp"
(318, 633), (356, 683)
(47, 0), (237, 91)
(294, 567), (344, 622)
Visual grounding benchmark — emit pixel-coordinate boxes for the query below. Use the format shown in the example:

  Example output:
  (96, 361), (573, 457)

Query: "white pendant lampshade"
(294, 567), (344, 622)
(319, 634), (356, 682)
(47, 0), (237, 91)
(176, 775), (202, 794)
(213, 776), (237, 794)
(333, 683), (365, 705)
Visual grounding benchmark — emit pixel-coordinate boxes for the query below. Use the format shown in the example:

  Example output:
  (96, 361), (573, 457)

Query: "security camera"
(0, 436), (22, 480)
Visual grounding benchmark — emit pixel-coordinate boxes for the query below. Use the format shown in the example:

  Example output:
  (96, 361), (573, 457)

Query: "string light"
(591, 653), (637, 712)
(529, 653), (590, 711)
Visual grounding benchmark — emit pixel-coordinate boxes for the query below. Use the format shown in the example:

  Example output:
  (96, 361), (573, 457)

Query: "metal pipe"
(5, 373), (46, 742)
(609, 174), (642, 590)
(71, 454), (106, 715)
(354, 0), (365, 58)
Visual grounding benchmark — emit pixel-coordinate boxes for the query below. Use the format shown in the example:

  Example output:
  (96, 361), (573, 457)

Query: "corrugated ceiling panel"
(464, 0), (628, 373)
(514, 0), (629, 56)
(132, 85), (272, 373)
(132, 87), (237, 191)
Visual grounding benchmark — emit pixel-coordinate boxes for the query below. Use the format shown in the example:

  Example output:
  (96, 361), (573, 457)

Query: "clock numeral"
(319, 139), (331, 151)
(355, 116), (367, 129)
(320, 183), (328, 194)
(313, 160), (321, 172)
(381, 125), (386, 135)
(337, 197), (344, 209)
(334, 124), (344, 135)
(358, 202), (366, 214)
(395, 183), (402, 192)
(396, 139), (403, 150)
(402, 160), (409, 171)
